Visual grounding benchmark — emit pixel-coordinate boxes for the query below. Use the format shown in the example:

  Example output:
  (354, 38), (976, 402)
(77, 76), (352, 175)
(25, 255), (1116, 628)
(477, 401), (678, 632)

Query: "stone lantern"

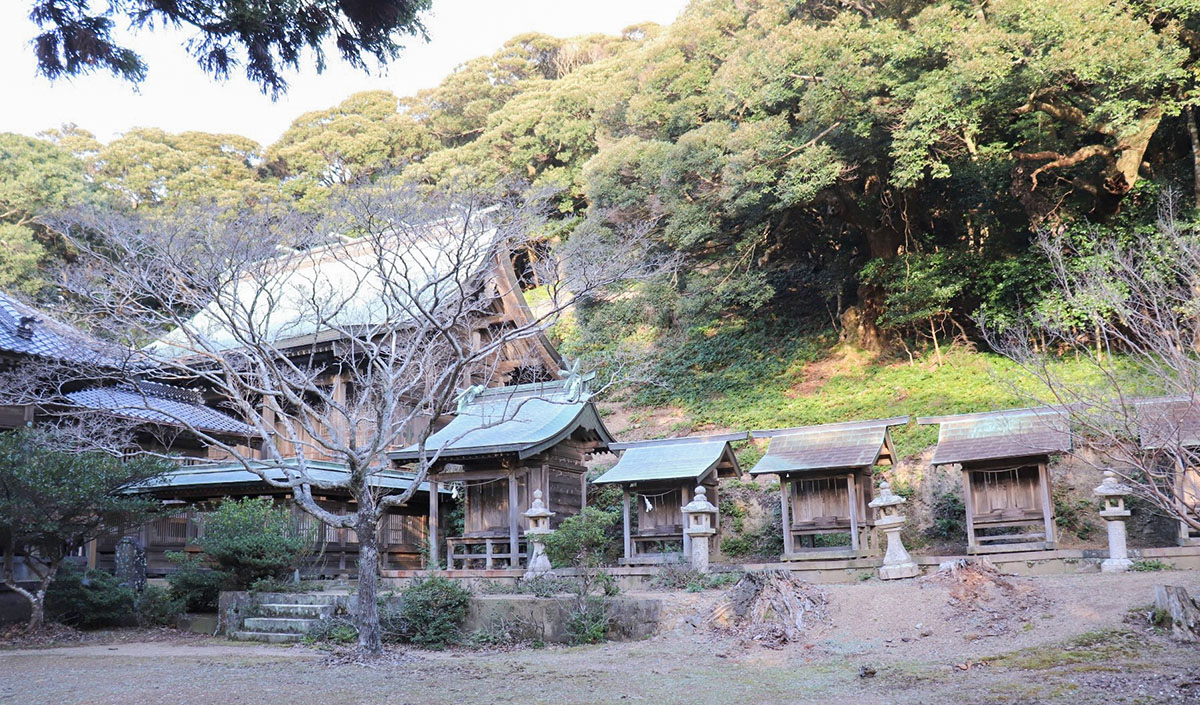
(1093, 471), (1134, 573)
(523, 489), (555, 579)
(868, 481), (919, 580)
(681, 485), (718, 573)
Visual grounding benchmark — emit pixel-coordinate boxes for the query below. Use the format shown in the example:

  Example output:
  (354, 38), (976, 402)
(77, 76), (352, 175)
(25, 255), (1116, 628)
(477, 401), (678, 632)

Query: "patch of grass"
(1131, 559), (1172, 572)
(567, 310), (1117, 460)
(989, 628), (1145, 671)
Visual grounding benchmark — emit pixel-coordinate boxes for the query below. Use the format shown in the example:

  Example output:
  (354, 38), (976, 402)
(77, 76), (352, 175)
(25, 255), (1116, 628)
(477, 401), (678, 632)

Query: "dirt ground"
(4, 570), (1199, 705)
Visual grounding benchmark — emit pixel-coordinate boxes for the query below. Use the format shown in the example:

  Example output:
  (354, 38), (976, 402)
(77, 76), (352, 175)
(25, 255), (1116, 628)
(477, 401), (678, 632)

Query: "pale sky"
(0, 1), (690, 146)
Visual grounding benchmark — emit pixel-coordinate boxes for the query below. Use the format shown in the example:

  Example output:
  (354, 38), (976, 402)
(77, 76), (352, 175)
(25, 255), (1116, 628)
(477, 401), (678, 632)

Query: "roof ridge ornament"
(455, 384), (487, 413)
(557, 357), (595, 402)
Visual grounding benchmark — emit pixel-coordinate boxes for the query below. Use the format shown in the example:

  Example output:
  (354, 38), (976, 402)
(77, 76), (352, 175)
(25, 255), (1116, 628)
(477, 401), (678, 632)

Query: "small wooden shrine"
(919, 407), (1067, 554)
(592, 432), (746, 565)
(389, 378), (614, 569)
(1133, 397), (1200, 546)
(750, 417), (909, 560)
(126, 459), (450, 575)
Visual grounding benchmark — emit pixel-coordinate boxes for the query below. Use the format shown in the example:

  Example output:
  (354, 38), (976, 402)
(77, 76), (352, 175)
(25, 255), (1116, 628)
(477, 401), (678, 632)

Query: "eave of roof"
(593, 432), (746, 485)
(749, 416), (909, 475)
(919, 406), (1071, 465)
(388, 380), (615, 462)
(130, 458), (448, 494)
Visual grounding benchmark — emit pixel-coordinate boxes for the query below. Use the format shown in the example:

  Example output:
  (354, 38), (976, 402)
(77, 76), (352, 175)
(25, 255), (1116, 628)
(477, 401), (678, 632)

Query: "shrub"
(165, 553), (228, 612)
(397, 575), (472, 649)
(305, 616), (359, 645)
(566, 598), (609, 645)
(928, 491), (966, 541)
(543, 507), (621, 570)
(1132, 559), (1170, 572)
(192, 497), (312, 588)
(134, 585), (184, 627)
(650, 560), (741, 592)
(46, 565), (135, 629)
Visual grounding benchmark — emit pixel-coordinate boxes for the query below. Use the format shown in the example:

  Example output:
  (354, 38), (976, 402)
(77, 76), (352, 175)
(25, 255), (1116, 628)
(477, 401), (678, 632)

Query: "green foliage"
(928, 491), (966, 542)
(649, 559), (742, 592)
(46, 565), (134, 629)
(27, 0), (431, 96)
(565, 597), (609, 645)
(134, 585), (184, 627)
(1053, 487), (1097, 542)
(542, 507), (621, 569)
(304, 616), (359, 646)
(191, 497), (312, 589)
(164, 553), (228, 612)
(397, 575), (472, 649)
(1131, 559), (1171, 572)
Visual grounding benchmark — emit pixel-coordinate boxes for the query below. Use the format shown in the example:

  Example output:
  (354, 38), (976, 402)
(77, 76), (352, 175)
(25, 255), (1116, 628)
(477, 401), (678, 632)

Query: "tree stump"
(1153, 585), (1200, 642)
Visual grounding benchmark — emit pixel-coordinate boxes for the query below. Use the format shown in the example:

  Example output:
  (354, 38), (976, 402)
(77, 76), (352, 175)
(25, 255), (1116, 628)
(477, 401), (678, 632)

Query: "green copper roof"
(749, 417), (909, 475)
(592, 432), (746, 485)
(130, 458), (448, 494)
(389, 379), (614, 462)
(918, 407), (1070, 465)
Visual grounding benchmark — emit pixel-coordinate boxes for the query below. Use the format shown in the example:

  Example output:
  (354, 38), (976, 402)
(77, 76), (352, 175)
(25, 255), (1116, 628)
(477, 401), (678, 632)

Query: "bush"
(543, 507), (620, 569)
(566, 598), (609, 645)
(397, 575), (472, 649)
(165, 553), (228, 612)
(305, 616), (359, 646)
(928, 491), (966, 542)
(192, 497), (312, 588)
(46, 565), (135, 629)
(134, 585), (184, 627)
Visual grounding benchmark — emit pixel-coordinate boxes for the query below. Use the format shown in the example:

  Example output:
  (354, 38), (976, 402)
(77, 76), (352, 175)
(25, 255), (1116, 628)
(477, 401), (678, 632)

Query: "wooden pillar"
(847, 473), (860, 553)
(622, 489), (632, 562)
(508, 473), (520, 567)
(428, 478), (440, 568)
(580, 471), (588, 508)
(1038, 462), (1055, 547)
(780, 476), (793, 556)
(85, 538), (98, 570)
(681, 484), (691, 557)
(962, 468), (977, 553)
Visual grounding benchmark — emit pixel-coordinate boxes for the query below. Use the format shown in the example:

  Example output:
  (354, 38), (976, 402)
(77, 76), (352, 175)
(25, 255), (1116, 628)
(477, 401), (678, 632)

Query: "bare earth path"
(4, 570), (1199, 705)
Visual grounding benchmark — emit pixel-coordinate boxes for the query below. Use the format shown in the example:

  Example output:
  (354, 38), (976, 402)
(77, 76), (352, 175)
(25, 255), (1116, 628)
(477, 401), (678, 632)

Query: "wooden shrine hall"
(750, 417), (908, 560)
(919, 407), (1067, 554)
(592, 432), (746, 565)
(389, 378), (614, 569)
(1133, 397), (1200, 546)
(126, 459), (451, 576)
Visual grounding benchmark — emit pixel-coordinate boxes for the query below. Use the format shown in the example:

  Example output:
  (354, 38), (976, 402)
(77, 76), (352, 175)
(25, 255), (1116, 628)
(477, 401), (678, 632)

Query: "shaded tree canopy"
(8, 0), (1200, 355)
(27, 0), (432, 97)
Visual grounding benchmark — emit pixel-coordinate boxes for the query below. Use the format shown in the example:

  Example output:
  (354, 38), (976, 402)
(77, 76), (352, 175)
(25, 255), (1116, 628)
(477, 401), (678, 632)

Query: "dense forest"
(4, 0), (1200, 425)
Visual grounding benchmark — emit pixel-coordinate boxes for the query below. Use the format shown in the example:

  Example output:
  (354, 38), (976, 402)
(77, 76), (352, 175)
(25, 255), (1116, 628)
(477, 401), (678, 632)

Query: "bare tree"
(984, 190), (1200, 539)
(40, 184), (666, 655)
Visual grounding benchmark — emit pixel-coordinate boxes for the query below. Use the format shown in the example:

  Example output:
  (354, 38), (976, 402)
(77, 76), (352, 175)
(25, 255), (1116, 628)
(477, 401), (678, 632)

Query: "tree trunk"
(1186, 106), (1200, 208)
(3, 541), (56, 632)
(1154, 585), (1200, 643)
(355, 515), (383, 656)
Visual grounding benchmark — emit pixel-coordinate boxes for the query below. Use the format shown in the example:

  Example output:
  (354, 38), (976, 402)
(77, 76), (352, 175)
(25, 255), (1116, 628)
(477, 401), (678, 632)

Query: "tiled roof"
(0, 291), (122, 367)
(129, 458), (450, 494)
(592, 432), (746, 485)
(389, 379), (614, 462)
(919, 407), (1071, 465)
(66, 383), (257, 437)
(1133, 397), (1200, 450)
(749, 417), (909, 475)
(153, 223), (498, 355)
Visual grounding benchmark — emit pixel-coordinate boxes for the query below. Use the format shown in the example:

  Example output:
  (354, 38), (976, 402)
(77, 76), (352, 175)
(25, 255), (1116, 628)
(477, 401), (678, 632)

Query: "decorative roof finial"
(454, 384), (486, 413)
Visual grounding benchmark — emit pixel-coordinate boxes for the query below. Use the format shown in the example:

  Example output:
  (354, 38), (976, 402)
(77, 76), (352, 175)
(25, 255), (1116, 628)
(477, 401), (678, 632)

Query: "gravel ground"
(4, 569), (1199, 705)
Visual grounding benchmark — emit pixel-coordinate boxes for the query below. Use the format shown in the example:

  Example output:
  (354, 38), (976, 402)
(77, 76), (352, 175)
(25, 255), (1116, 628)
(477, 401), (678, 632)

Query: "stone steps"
(225, 594), (345, 643)
(241, 616), (322, 634)
(257, 603), (334, 619)
(228, 630), (306, 644)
